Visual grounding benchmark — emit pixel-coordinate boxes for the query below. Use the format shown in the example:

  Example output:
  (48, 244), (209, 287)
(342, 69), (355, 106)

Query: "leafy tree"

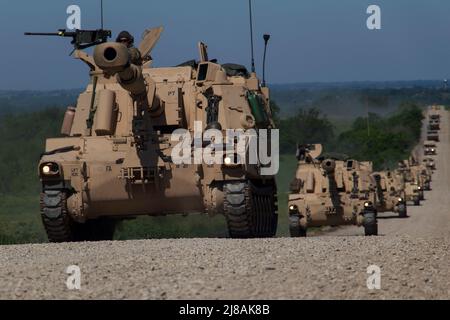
(278, 108), (334, 154)
(270, 100), (281, 126)
(334, 102), (424, 170)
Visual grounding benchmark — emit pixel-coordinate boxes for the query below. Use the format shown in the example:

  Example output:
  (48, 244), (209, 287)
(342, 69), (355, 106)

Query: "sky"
(0, 0), (449, 90)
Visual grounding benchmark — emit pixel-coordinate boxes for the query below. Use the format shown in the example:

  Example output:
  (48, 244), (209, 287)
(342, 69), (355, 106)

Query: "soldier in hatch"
(116, 30), (143, 65)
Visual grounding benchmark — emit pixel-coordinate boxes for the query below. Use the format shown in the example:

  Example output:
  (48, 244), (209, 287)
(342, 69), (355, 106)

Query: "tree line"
(275, 100), (424, 170)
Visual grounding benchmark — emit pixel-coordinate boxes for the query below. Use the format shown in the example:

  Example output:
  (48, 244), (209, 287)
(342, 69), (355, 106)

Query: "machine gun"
(24, 29), (112, 54)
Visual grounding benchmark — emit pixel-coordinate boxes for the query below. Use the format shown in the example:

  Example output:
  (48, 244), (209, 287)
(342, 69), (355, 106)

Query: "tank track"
(289, 215), (307, 237)
(362, 209), (378, 236)
(398, 203), (407, 218)
(224, 181), (278, 238)
(40, 190), (72, 243)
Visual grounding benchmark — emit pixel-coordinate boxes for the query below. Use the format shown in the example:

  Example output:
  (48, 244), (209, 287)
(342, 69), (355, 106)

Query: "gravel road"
(0, 110), (449, 300)
(0, 236), (448, 299)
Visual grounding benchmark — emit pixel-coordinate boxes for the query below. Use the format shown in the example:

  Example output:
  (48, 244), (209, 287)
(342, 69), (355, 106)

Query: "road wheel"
(289, 215), (307, 237)
(224, 181), (278, 238)
(40, 190), (72, 243)
(363, 210), (378, 236)
(398, 203), (407, 218)
(413, 196), (420, 206)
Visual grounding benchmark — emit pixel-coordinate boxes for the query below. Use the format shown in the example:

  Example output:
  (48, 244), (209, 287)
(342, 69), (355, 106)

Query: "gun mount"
(25, 29), (111, 54)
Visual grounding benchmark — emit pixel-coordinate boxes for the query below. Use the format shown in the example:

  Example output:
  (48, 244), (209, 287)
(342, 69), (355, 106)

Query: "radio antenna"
(100, 0), (104, 29)
(262, 34), (270, 87)
(248, 0), (256, 73)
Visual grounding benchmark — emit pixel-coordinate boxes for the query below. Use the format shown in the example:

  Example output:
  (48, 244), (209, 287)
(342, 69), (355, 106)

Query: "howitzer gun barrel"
(373, 174), (385, 205)
(93, 42), (147, 97)
(321, 159), (336, 173)
(321, 159), (340, 206)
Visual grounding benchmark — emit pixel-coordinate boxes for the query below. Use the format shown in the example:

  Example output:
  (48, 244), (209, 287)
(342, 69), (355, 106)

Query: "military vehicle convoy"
(34, 27), (279, 242)
(424, 141), (437, 156)
(409, 157), (432, 193)
(428, 105), (442, 112)
(429, 112), (441, 121)
(397, 160), (422, 206)
(286, 107), (441, 237)
(418, 167), (432, 192)
(427, 111), (440, 142)
(24, 16), (442, 243)
(428, 110), (440, 128)
(427, 130), (439, 142)
(371, 171), (407, 218)
(288, 145), (378, 237)
(409, 162), (431, 201)
(428, 120), (440, 131)
(423, 158), (436, 171)
(286, 104), (445, 233)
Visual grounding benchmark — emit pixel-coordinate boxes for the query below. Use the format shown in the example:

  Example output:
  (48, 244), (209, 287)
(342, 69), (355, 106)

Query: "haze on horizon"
(0, 0), (449, 90)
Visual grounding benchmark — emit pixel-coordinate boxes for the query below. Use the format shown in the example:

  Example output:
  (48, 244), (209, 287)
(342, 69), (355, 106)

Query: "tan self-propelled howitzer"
(34, 27), (279, 242)
(371, 171), (407, 218)
(423, 140), (437, 156)
(409, 158), (432, 194)
(422, 157), (436, 172)
(288, 145), (378, 237)
(397, 160), (422, 206)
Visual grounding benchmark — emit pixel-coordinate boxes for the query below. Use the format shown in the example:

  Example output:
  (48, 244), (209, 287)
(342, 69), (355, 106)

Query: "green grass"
(276, 154), (299, 237)
(0, 195), (47, 244)
(115, 215), (228, 240)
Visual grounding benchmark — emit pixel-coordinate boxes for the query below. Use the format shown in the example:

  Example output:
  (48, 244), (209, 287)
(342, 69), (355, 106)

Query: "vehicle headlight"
(223, 154), (242, 167)
(364, 201), (372, 208)
(289, 204), (298, 214)
(398, 197), (403, 202)
(40, 162), (60, 176)
(432, 149), (435, 152)
(224, 156), (233, 166)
